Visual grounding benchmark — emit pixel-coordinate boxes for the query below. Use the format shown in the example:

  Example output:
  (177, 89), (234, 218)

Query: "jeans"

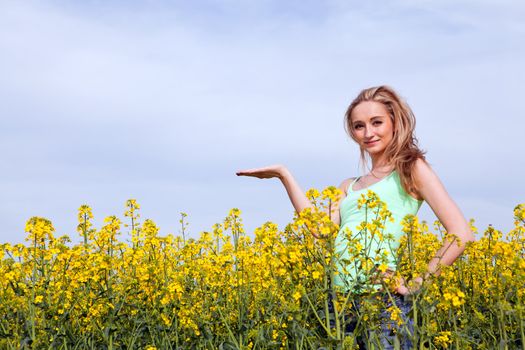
(326, 291), (414, 349)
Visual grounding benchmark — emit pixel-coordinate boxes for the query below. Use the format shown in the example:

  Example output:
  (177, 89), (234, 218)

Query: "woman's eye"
(354, 124), (363, 130)
(373, 121), (382, 126)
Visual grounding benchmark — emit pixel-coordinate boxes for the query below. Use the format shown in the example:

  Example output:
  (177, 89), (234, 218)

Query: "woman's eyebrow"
(352, 115), (386, 125)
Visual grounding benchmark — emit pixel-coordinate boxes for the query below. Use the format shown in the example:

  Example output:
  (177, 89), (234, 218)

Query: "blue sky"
(1, 0), (524, 244)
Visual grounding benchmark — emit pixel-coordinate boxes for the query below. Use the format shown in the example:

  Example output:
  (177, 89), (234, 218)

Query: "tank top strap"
(347, 176), (360, 194)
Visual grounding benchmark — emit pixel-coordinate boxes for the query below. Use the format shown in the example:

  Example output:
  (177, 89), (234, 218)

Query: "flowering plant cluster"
(1, 192), (524, 349)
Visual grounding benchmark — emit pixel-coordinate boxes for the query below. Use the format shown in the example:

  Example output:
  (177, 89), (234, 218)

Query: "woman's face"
(350, 101), (394, 157)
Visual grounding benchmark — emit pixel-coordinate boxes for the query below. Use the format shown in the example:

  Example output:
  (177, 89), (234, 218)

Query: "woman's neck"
(370, 154), (390, 170)
(368, 153), (393, 177)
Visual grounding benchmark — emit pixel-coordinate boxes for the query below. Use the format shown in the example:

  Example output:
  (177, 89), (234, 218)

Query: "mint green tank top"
(334, 171), (423, 290)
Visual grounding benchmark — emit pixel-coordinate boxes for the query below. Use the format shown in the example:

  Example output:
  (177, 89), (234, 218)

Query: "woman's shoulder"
(412, 158), (436, 180)
(412, 158), (441, 196)
(338, 177), (358, 196)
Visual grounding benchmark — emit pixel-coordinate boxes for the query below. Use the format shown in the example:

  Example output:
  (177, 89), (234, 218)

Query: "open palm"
(236, 164), (285, 179)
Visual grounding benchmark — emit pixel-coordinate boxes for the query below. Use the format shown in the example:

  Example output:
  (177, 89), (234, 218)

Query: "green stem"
(304, 292), (331, 335)
(217, 308), (241, 349)
(519, 305), (525, 350)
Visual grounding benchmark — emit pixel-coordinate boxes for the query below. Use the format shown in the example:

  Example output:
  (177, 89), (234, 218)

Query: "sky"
(1, 0), (524, 245)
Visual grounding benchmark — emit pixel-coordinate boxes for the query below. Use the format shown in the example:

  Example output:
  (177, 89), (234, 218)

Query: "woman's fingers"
(395, 284), (410, 296)
(236, 172), (276, 179)
(394, 276), (423, 296)
(236, 168), (263, 176)
(236, 168), (271, 178)
(236, 165), (285, 179)
(393, 276), (410, 296)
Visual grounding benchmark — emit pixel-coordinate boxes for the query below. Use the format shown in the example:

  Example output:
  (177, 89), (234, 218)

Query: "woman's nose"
(364, 126), (373, 138)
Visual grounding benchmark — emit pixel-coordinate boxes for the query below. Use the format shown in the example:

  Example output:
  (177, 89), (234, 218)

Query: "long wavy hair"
(344, 85), (426, 196)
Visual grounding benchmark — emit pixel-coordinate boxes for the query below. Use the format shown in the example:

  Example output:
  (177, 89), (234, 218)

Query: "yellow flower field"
(1, 190), (524, 349)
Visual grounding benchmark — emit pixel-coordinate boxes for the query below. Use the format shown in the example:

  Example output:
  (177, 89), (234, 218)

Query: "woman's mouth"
(365, 140), (379, 146)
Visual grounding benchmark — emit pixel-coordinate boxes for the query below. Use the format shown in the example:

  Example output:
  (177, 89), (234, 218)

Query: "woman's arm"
(236, 164), (313, 214)
(330, 178), (353, 226)
(236, 164), (350, 225)
(396, 159), (475, 294)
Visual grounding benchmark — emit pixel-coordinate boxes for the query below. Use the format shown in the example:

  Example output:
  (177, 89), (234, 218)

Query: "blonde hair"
(344, 85), (426, 195)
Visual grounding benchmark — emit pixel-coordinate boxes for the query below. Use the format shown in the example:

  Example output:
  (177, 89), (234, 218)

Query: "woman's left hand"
(395, 276), (424, 296)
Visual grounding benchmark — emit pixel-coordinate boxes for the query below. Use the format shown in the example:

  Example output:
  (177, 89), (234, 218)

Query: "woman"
(236, 85), (474, 347)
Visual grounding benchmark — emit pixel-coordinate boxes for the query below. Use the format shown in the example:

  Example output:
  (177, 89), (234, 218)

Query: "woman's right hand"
(236, 164), (288, 180)
(236, 164), (312, 218)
